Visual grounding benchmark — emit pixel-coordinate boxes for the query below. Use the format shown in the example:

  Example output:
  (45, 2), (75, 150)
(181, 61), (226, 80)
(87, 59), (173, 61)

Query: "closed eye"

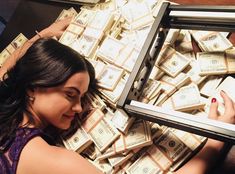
(65, 91), (77, 101)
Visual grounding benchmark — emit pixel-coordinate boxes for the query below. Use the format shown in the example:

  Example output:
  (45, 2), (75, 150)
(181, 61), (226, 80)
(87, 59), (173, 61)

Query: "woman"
(0, 18), (234, 174)
(0, 19), (103, 174)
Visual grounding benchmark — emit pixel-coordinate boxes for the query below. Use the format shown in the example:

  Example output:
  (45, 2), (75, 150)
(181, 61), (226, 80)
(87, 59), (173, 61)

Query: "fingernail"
(221, 90), (226, 94)
(211, 98), (217, 103)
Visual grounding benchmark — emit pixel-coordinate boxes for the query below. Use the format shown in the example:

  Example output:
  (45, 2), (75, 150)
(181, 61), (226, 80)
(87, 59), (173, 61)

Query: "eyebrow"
(65, 87), (81, 95)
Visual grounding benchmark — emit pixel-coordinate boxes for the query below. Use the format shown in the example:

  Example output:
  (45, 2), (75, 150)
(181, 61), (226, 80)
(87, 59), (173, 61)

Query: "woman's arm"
(0, 18), (71, 80)
(175, 90), (235, 174)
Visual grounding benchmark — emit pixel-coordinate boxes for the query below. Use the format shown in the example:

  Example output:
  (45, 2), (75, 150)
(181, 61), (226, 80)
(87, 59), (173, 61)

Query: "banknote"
(171, 84), (205, 111)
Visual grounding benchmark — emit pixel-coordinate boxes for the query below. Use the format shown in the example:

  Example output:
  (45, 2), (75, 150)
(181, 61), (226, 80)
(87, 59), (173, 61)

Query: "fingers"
(220, 90), (235, 117)
(55, 17), (72, 29)
(208, 97), (219, 120)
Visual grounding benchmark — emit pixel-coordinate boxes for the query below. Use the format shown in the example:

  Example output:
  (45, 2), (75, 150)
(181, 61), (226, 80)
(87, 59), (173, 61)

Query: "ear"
(27, 88), (35, 98)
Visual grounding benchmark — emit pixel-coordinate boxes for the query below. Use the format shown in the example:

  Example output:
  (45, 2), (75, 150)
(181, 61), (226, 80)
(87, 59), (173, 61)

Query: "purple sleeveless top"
(0, 127), (44, 174)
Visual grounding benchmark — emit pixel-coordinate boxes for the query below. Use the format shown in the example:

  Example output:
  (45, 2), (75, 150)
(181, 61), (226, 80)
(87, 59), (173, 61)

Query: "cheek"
(33, 93), (70, 123)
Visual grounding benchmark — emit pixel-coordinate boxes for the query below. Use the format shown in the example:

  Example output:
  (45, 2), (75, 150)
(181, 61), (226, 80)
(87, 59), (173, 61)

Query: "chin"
(57, 122), (72, 130)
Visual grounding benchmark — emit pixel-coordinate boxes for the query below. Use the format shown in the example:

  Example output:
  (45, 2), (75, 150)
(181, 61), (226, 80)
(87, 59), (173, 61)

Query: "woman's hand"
(40, 17), (72, 38)
(209, 90), (235, 124)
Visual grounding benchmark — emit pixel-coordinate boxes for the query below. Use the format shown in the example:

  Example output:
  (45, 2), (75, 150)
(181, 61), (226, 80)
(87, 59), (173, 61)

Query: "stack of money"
(3, 0), (235, 173)
(0, 33), (28, 67)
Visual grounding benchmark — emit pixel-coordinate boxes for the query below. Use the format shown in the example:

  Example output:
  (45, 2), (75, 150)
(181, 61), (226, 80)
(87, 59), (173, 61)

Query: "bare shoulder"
(17, 136), (102, 174)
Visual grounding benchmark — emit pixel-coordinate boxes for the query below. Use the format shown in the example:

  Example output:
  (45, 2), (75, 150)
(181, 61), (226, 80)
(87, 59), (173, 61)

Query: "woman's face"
(29, 71), (90, 130)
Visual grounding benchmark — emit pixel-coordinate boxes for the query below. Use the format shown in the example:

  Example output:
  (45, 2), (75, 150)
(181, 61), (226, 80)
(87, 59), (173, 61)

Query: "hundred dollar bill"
(111, 109), (135, 134)
(83, 27), (104, 40)
(109, 15), (125, 38)
(182, 52), (196, 61)
(56, 7), (77, 21)
(114, 44), (134, 67)
(97, 36), (125, 64)
(126, 153), (163, 174)
(146, 143), (172, 171)
(11, 33), (28, 50)
(155, 129), (190, 165)
(121, 0), (151, 23)
(141, 79), (161, 103)
(132, 26), (151, 50)
(66, 23), (84, 36)
(149, 66), (165, 80)
(73, 8), (96, 27)
(225, 48), (235, 73)
(91, 60), (106, 79)
(0, 33), (28, 66)
(86, 92), (107, 111)
(170, 84), (205, 111)
(89, 159), (113, 174)
(184, 59), (207, 85)
(151, 81), (176, 106)
(115, 160), (133, 174)
(165, 29), (180, 46)
(63, 126), (92, 153)
(156, 44), (175, 65)
(82, 108), (120, 152)
(170, 128), (205, 151)
(129, 13), (154, 30)
(97, 64), (124, 90)
(199, 75), (224, 97)
(197, 52), (232, 75)
(197, 52), (225, 75)
(108, 151), (134, 168)
(82, 143), (99, 160)
(100, 78), (126, 105)
(6, 43), (16, 55)
(92, 0), (116, 11)
(159, 49), (190, 77)
(160, 72), (190, 90)
(75, 35), (99, 57)
(175, 30), (193, 53)
(161, 97), (174, 110)
(97, 120), (152, 160)
(190, 30), (233, 52)
(59, 31), (78, 46)
(0, 49), (11, 67)
(5, 33), (28, 54)
(88, 10), (114, 31)
(122, 48), (140, 72)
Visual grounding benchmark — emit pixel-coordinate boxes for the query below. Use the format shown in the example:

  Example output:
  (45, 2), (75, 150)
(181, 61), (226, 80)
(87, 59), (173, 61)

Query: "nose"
(72, 102), (83, 114)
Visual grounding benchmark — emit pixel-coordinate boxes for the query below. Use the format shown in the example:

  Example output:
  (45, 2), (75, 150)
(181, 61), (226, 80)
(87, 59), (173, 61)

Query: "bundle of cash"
(56, 7), (77, 21)
(96, 120), (152, 160)
(63, 126), (93, 153)
(170, 84), (205, 111)
(82, 108), (120, 152)
(197, 51), (235, 75)
(156, 45), (190, 77)
(0, 33), (28, 67)
(190, 30), (233, 52)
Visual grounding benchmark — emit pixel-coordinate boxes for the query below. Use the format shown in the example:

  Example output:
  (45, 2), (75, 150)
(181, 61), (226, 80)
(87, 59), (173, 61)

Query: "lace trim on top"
(0, 127), (42, 174)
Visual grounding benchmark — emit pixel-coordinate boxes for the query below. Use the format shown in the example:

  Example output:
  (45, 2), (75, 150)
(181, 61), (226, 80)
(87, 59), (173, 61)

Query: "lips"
(63, 114), (75, 120)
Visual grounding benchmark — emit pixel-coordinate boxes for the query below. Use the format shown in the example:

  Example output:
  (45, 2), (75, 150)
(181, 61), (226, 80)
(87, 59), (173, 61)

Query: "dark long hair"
(0, 38), (97, 151)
